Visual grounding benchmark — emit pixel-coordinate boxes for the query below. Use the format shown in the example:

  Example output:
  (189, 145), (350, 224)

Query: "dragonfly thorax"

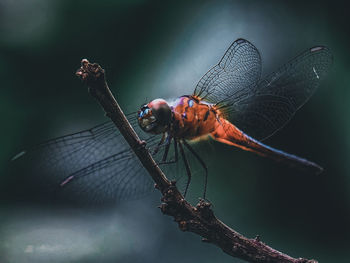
(137, 98), (172, 134)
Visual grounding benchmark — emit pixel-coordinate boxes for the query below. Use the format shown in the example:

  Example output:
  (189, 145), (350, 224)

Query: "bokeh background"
(1, 0), (349, 262)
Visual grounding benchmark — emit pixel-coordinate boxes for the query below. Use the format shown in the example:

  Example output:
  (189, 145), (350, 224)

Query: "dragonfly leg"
(179, 140), (191, 197)
(158, 138), (179, 165)
(183, 140), (208, 200)
(153, 132), (167, 155)
(173, 138), (178, 162)
(161, 135), (173, 162)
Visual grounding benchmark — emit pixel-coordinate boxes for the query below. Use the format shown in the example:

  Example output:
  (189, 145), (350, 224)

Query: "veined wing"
(12, 114), (160, 205)
(194, 38), (332, 140)
(228, 45), (332, 140)
(194, 38), (262, 106)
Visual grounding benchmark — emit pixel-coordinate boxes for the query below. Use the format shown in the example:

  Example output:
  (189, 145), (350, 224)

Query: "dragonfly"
(13, 38), (332, 205)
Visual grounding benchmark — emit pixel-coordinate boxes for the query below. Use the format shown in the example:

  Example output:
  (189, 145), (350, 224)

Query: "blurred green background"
(0, 0), (349, 262)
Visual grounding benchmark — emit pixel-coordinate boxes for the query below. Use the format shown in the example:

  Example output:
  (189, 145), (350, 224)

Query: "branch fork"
(76, 59), (318, 263)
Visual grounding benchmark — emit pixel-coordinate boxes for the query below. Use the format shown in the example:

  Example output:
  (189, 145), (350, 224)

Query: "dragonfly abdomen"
(210, 118), (323, 174)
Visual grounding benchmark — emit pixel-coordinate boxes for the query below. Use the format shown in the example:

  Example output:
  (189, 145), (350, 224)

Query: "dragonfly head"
(138, 98), (172, 134)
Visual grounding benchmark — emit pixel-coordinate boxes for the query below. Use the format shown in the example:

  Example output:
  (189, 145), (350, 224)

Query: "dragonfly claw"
(136, 140), (147, 151)
(138, 140), (147, 146)
(197, 198), (211, 207)
(196, 199), (213, 219)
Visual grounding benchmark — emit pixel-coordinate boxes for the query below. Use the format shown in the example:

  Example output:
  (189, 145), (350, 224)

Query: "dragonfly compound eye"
(152, 103), (171, 126)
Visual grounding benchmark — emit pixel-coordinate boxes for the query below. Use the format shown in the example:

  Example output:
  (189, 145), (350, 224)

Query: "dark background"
(1, 0), (349, 262)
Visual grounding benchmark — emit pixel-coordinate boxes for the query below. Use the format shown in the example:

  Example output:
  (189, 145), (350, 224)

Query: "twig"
(75, 59), (318, 263)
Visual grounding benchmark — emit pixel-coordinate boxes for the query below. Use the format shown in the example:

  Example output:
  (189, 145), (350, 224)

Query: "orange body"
(171, 95), (323, 174)
(171, 96), (248, 143)
(171, 96), (218, 139)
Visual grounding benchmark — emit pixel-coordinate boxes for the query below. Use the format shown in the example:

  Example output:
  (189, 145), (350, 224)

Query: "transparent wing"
(194, 38), (332, 140)
(12, 113), (161, 205)
(193, 38), (262, 105)
(228, 46), (332, 140)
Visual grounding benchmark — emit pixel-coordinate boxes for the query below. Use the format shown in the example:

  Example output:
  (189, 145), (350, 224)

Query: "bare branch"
(75, 59), (318, 263)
